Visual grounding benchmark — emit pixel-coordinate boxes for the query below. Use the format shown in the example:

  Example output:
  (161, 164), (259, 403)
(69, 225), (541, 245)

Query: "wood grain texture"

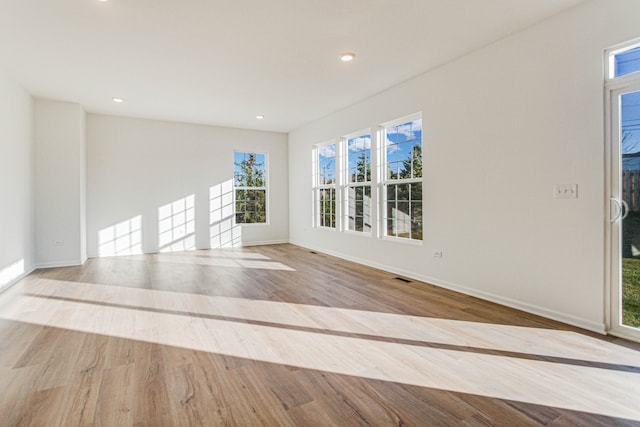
(0, 243), (639, 426)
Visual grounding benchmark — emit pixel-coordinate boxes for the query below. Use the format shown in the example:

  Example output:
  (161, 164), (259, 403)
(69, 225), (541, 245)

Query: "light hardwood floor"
(1, 244), (639, 426)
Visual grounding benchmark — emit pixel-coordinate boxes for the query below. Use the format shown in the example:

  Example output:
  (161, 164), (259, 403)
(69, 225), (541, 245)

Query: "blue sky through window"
(615, 46), (640, 78)
(386, 119), (422, 178)
(318, 144), (336, 184)
(622, 91), (640, 160)
(348, 134), (371, 183)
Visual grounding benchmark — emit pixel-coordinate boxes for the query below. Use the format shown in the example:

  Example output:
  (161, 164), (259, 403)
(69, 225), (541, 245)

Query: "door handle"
(611, 197), (622, 223)
(622, 199), (630, 220)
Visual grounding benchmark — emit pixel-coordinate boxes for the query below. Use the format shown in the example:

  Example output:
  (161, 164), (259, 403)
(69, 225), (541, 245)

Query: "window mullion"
(234, 151), (267, 224)
(381, 115), (423, 241)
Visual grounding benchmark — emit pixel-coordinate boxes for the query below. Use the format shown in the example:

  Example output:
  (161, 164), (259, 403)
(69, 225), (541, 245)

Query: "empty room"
(2, 0), (640, 425)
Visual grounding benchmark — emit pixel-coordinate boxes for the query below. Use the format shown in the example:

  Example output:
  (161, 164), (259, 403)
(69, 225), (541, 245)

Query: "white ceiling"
(0, 0), (585, 133)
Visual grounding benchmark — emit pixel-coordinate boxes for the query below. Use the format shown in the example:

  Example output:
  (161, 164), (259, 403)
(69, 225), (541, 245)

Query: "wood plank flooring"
(1, 243), (640, 426)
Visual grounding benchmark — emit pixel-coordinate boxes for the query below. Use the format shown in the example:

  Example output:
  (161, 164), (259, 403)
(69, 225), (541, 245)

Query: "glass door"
(610, 84), (640, 341)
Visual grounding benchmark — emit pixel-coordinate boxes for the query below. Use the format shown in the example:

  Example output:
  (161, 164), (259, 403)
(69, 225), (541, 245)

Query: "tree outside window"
(315, 143), (337, 228)
(384, 118), (423, 240)
(346, 133), (372, 233)
(234, 152), (267, 224)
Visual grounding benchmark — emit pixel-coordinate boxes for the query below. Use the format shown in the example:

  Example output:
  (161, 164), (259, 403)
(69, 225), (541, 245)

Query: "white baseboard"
(0, 265), (37, 295)
(36, 259), (85, 269)
(289, 241), (607, 335)
(241, 239), (289, 247)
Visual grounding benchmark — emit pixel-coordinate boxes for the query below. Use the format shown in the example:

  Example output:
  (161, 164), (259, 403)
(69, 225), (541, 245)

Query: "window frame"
(313, 141), (338, 230)
(379, 113), (424, 243)
(343, 129), (373, 235)
(233, 151), (269, 226)
(604, 39), (640, 342)
(606, 38), (640, 82)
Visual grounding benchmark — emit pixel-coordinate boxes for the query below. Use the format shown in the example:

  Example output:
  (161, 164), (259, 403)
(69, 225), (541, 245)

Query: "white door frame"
(605, 77), (640, 342)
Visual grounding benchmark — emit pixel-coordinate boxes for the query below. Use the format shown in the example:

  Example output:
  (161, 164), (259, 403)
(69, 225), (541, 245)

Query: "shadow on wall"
(210, 180), (241, 248)
(159, 194), (196, 253)
(96, 180), (243, 258)
(98, 215), (142, 257)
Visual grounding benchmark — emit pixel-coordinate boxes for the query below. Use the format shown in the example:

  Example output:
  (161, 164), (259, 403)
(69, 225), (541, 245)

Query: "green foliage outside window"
(317, 144), (337, 228)
(385, 120), (423, 240)
(347, 134), (372, 232)
(319, 188), (336, 228)
(234, 152), (267, 224)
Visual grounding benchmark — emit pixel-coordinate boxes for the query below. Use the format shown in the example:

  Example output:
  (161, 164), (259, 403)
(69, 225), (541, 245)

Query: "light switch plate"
(554, 184), (578, 199)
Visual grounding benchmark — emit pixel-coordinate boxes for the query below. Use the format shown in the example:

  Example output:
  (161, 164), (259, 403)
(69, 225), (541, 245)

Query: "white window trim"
(379, 113), (424, 243)
(606, 37), (640, 82)
(233, 150), (269, 226)
(604, 41), (640, 341)
(313, 141), (338, 229)
(342, 129), (373, 235)
(381, 235), (424, 246)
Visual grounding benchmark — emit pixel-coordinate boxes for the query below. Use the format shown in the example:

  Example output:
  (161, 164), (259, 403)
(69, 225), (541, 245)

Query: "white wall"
(34, 99), (87, 267)
(288, 0), (640, 333)
(86, 114), (288, 257)
(0, 69), (34, 291)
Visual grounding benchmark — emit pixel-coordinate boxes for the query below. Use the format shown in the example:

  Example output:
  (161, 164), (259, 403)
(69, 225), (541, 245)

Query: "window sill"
(381, 236), (424, 246)
(236, 222), (270, 227)
(343, 229), (372, 238)
(314, 226), (337, 232)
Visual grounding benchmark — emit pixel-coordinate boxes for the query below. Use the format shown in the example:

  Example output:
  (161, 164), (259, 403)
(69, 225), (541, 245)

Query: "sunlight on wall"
(6, 276), (640, 421)
(159, 195), (196, 253)
(0, 259), (25, 288)
(210, 181), (241, 248)
(98, 216), (142, 257)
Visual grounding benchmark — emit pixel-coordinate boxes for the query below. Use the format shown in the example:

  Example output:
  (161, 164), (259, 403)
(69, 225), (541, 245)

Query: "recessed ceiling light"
(112, 97), (124, 103)
(340, 52), (356, 62)
(256, 115), (265, 120)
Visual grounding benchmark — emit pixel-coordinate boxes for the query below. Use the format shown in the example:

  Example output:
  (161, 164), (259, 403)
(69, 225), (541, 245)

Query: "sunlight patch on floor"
(2, 277), (640, 421)
(150, 254), (295, 271)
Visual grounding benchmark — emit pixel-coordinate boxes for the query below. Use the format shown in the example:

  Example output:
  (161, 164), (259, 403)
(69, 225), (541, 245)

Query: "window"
(605, 40), (640, 339)
(314, 143), (337, 228)
(382, 116), (423, 241)
(611, 44), (640, 78)
(345, 132), (372, 233)
(234, 151), (267, 224)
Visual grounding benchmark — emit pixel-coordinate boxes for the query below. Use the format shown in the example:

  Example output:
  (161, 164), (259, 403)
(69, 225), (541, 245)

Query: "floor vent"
(394, 277), (411, 283)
